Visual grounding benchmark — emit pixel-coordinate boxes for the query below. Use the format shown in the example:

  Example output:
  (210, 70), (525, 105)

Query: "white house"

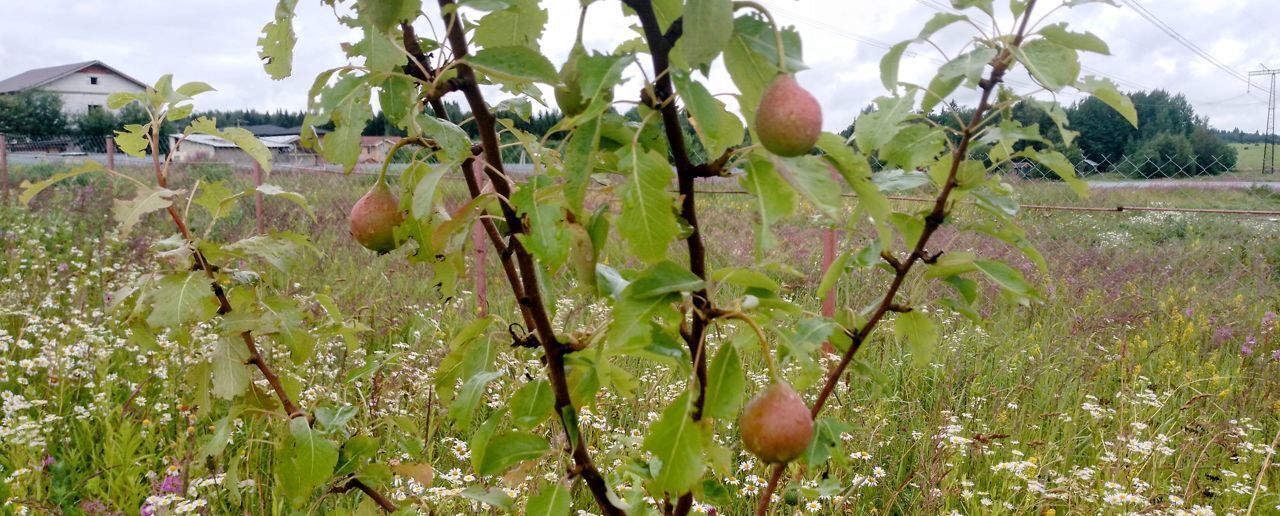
(0, 60), (147, 114)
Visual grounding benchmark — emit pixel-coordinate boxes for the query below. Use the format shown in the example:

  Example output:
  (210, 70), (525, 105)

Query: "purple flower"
(41, 455), (55, 467)
(57, 263), (69, 273)
(1212, 326), (1233, 346)
(1241, 336), (1256, 357)
(1264, 311), (1277, 332)
(1272, 349), (1280, 362)
(158, 474), (183, 494)
(1184, 307), (1194, 318)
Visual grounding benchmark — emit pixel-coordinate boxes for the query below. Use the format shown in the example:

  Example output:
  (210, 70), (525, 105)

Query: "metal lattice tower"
(1249, 67), (1279, 175)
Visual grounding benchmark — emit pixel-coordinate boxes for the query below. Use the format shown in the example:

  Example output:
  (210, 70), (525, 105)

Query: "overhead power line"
(1119, 0), (1269, 92)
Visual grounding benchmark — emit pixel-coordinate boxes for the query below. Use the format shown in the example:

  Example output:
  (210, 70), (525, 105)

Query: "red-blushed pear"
(348, 180), (404, 255)
(738, 381), (814, 464)
(755, 74), (822, 157)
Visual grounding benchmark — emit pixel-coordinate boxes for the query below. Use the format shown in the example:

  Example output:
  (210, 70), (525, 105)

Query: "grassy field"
(1, 162), (1279, 514)
(1230, 143), (1278, 179)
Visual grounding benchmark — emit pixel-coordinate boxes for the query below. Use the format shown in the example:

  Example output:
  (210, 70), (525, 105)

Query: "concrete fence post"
(0, 133), (9, 205)
(253, 160), (265, 235)
(105, 136), (115, 170)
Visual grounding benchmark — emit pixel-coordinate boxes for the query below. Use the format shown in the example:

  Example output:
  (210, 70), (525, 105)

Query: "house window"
(88, 104), (103, 113)
(89, 76), (99, 85)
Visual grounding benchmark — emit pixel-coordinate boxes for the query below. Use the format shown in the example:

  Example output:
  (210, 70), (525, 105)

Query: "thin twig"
(755, 2), (1042, 513)
(435, 1), (623, 513)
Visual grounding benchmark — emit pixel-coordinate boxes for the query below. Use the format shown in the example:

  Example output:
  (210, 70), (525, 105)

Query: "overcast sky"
(2, 1), (1277, 132)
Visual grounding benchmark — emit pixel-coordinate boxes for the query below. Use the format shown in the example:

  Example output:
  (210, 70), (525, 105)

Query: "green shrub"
(182, 161), (234, 183)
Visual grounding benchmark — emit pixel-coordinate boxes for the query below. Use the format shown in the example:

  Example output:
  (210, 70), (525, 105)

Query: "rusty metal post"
(253, 160), (265, 235)
(470, 157), (489, 316)
(820, 165), (842, 354)
(105, 136), (115, 170)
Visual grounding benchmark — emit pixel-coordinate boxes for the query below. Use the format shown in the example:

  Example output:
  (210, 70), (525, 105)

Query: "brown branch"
(435, 2), (623, 514)
(624, 1), (718, 513)
(148, 114), (397, 511)
(754, 2), (1041, 513)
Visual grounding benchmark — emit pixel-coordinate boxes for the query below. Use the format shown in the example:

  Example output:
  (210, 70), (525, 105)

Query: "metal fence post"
(253, 160), (265, 235)
(105, 136), (115, 170)
(0, 133), (8, 205)
(820, 165), (841, 355)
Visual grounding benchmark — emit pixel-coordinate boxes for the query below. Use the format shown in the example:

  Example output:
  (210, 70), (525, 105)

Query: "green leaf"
(681, 0), (733, 68)
(113, 185), (177, 237)
(512, 176), (569, 270)
(710, 267), (779, 292)
(356, 0), (420, 32)
(974, 259), (1038, 301)
(146, 272), (219, 329)
(474, 0), (546, 50)
(894, 310), (938, 366)
(256, 184), (315, 220)
(199, 406), (245, 459)
(510, 380), (555, 431)
(880, 124), (947, 171)
(854, 93), (916, 152)
(211, 337), (252, 400)
(107, 92), (141, 110)
(816, 249), (852, 300)
(1019, 149), (1087, 197)
(176, 81), (216, 98)
(605, 294), (681, 357)
(461, 486), (514, 510)
(258, 0), (299, 79)
(18, 161), (103, 205)
(769, 155), (843, 221)
(816, 133), (891, 242)
(418, 113), (472, 161)
(1015, 39), (1080, 91)
(348, 22), (404, 73)
(1038, 23), (1110, 55)
(188, 118), (274, 174)
(738, 156), (796, 254)
(468, 46), (559, 84)
(525, 483), (572, 516)
(880, 41), (911, 90)
(951, 0), (993, 16)
(624, 260), (706, 300)
(115, 124), (150, 158)
(1077, 75), (1138, 128)
(449, 371), (503, 430)
(724, 15), (802, 121)
(618, 148), (680, 263)
(409, 161), (450, 220)
(223, 232), (313, 272)
(703, 345), (745, 420)
(477, 432), (550, 476)
(673, 72), (744, 160)
(918, 12), (969, 39)
(803, 417), (851, 468)
(277, 417), (339, 503)
(643, 392), (704, 496)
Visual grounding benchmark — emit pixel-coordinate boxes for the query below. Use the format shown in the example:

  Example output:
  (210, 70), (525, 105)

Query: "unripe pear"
(738, 382), (813, 464)
(755, 74), (822, 157)
(348, 181), (404, 255)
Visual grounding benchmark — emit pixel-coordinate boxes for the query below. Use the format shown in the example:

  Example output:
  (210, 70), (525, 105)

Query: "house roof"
(0, 60), (147, 94)
(240, 124), (297, 137)
(361, 136), (401, 146)
(173, 133), (294, 149)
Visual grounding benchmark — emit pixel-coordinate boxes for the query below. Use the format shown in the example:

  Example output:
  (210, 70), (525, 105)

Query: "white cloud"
(1, 0), (1277, 132)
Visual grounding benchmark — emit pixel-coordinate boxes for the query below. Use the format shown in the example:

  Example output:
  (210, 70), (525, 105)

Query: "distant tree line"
(0, 88), (1259, 178)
